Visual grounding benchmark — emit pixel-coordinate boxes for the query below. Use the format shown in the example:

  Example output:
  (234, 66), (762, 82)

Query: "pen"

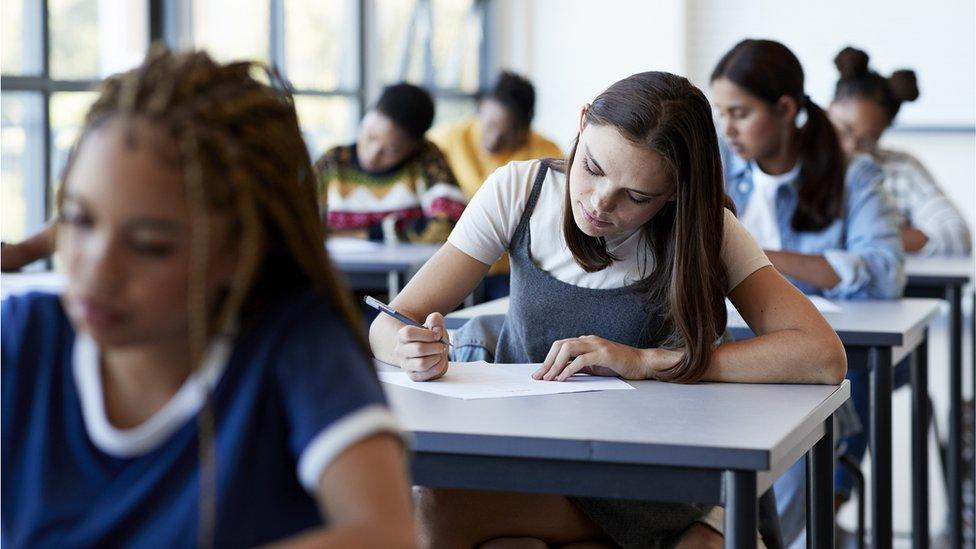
(363, 296), (453, 347)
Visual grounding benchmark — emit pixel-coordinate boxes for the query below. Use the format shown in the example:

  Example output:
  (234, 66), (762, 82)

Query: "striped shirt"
(873, 148), (972, 256)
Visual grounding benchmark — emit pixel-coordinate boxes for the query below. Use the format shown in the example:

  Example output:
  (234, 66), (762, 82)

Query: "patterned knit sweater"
(314, 141), (467, 242)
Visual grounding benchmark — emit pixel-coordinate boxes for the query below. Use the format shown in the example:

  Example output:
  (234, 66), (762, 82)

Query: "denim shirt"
(721, 140), (905, 299)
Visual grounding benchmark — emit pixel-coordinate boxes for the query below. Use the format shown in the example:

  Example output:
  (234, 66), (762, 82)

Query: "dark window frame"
(1, 0), (489, 239)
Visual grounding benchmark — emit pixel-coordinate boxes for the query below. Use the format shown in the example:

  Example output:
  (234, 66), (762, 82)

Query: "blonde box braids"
(56, 44), (367, 547)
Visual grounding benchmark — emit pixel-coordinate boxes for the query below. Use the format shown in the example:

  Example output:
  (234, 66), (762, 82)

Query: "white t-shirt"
(448, 160), (771, 291)
(739, 161), (801, 251)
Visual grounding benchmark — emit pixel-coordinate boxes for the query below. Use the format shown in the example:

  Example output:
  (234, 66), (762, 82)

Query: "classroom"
(1, 1), (974, 548)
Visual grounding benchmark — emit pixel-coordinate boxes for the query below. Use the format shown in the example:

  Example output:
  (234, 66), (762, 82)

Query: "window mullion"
(41, 0), (52, 231)
(269, 0), (285, 75)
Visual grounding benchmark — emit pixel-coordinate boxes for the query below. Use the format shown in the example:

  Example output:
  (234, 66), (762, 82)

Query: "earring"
(795, 108), (808, 129)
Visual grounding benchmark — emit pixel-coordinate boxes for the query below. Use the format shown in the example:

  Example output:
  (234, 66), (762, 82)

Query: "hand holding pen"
(364, 296), (451, 381)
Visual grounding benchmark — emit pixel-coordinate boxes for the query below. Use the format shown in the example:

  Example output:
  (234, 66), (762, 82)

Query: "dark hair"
(558, 71), (731, 384)
(374, 82), (435, 140)
(833, 46), (919, 124)
(711, 39), (845, 232)
(484, 71), (536, 129)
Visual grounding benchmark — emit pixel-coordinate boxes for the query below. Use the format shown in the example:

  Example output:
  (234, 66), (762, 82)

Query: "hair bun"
(834, 47), (870, 80)
(887, 70), (920, 102)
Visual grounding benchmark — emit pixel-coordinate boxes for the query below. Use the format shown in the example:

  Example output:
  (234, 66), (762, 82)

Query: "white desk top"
(381, 360), (849, 472)
(447, 296), (942, 348)
(0, 241), (443, 298)
(326, 240), (440, 273)
(1, 271), (66, 300)
(904, 255), (974, 285)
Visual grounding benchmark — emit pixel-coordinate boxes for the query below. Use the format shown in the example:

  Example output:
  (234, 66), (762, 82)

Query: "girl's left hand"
(531, 335), (683, 381)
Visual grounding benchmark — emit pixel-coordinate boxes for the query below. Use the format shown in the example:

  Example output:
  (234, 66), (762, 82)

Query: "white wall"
(490, 0), (686, 151)
(489, 0), (975, 241)
(684, 0), (976, 129)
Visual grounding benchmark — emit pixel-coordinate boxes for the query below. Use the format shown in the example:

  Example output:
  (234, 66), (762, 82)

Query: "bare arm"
(702, 265), (846, 384)
(764, 249), (841, 291)
(368, 243), (490, 366)
(270, 435), (416, 549)
(1, 223), (55, 272)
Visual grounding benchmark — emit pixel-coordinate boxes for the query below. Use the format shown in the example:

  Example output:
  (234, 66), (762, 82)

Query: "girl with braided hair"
(829, 46), (971, 256)
(1, 47), (415, 548)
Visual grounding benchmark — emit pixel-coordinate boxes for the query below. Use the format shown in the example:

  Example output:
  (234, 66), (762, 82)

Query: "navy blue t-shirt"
(2, 290), (398, 548)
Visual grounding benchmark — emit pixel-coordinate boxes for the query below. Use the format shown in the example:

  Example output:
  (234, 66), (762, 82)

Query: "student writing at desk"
(372, 71), (846, 549)
(710, 39), (906, 546)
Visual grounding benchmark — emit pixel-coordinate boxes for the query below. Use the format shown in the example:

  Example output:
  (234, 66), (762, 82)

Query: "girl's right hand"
(394, 312), (450, 381)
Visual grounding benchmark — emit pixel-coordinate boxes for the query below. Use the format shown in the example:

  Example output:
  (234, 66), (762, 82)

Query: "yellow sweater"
(428, 118), (562, 275)
(428, 118), (563, 198)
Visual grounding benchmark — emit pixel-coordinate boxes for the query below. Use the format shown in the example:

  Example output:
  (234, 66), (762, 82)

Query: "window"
(1, 0), (487, 245)
(374, 0), (484, 124)
(0, 0), (149, 244)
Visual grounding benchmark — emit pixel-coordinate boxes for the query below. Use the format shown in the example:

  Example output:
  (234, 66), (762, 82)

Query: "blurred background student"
(710, 38), (905, 547)
(429, 71), (561, 298)
(829, 46), (972, 256)
(429, 70), (562, 197)
(316, 83), (467, 244)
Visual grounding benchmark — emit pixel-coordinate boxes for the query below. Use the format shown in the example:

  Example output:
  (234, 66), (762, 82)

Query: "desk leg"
(807, 417), (834, 549)
(725, 470), (757, 549)
(912, 333), (930, 549)
(971, 288), (976, 547)
(387, 271), (403, 300)
(870, 346), (893, 549)
(947, 284), (963, 549)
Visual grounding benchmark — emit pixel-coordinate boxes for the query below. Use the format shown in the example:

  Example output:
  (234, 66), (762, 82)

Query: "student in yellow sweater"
(429, 72), (561, 297)
(429, 71), (562, 197)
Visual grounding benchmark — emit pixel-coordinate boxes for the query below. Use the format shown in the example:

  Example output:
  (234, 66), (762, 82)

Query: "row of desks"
(2, 246), (972, 549)
(446, 257), (974, 549)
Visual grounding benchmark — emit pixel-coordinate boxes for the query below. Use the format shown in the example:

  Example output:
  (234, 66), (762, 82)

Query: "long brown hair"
(56, 45), (365, 547)
(711, 39), (846, 232)
(558, 71), (730, 384)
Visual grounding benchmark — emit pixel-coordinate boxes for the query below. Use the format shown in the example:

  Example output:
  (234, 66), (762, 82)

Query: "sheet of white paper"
(807, 295), (842, 314)
(326, 237), (384, 254)
(378, 361), (635, 400)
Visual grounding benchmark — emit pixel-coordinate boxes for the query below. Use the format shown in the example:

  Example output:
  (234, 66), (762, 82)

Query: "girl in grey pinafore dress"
(452, 162), (713, 548)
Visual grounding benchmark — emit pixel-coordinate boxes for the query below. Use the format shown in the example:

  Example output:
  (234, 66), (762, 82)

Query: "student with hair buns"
(710, 39), (905, 546)
(830, 46), (971, 256)
(1, 48), (415, 548)
(315, 82), (466, 243)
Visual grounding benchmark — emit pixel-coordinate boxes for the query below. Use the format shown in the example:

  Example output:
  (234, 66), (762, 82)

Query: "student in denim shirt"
(711, 39), (905, 547)
(720, 143), (904, 299)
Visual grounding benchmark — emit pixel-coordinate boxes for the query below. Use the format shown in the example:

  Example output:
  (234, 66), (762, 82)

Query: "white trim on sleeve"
(297, 404), (405, 493)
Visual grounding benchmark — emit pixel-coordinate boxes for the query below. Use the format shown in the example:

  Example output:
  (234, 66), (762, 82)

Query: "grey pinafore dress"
(452, 162), (711, 548)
